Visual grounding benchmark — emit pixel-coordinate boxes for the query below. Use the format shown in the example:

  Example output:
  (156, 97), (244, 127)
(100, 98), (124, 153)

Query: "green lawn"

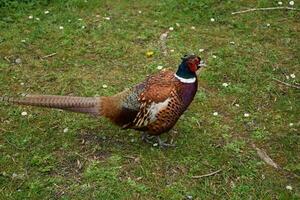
(0, 0), (299, 199)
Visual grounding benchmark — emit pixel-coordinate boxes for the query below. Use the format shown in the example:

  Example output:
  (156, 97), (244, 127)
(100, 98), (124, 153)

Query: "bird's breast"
(179, 82), (198, 107)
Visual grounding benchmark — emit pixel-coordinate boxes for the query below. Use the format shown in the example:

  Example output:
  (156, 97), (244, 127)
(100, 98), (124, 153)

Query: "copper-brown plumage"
(0, 55), (205, 147)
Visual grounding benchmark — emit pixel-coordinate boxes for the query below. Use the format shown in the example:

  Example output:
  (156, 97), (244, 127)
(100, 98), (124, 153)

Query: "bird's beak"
(198, 60), (206, 68)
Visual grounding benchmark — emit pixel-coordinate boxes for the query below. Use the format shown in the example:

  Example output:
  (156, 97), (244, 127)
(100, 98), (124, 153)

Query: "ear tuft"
(181, 55), (187, 60)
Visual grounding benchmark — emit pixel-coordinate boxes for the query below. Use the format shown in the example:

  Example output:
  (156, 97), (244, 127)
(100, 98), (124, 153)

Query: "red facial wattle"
(188, 62), (198, 72)
(188, 57), (202, 72)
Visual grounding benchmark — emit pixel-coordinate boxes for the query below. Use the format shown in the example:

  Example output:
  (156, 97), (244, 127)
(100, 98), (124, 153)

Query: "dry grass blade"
(160, 31), (169, 56)
(272, 78), (300, 89)
(42, 53), (57, 59)
(191, 169), (222, 179)
(253, 144), (279, 169)
(232, 7), (299, 15)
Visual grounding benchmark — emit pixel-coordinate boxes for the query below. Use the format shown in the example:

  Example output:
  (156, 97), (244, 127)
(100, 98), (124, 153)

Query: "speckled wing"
(140, 70), (176, 102)
(130, 70), (182, 132)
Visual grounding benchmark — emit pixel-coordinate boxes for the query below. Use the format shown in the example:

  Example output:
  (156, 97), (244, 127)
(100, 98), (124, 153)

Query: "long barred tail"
(0, 95), (102, 116)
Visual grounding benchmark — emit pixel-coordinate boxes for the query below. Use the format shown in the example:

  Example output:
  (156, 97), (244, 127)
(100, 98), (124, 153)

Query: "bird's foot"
(141, 133), (175, 148)
(141, 132), (155, 144)
(156, 136), (175, 148)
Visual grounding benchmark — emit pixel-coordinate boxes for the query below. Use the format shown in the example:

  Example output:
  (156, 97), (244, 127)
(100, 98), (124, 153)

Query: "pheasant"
(0, 55), (205, 147)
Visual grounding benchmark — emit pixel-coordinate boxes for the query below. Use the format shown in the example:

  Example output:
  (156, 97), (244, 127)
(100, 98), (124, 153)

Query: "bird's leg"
(141, 132), (155, 144)
(141, 133), (175, 148)
(156, 136), (175, 148)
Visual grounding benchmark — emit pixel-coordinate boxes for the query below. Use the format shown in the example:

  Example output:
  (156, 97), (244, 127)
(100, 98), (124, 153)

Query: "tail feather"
(0, 95), (102, 116)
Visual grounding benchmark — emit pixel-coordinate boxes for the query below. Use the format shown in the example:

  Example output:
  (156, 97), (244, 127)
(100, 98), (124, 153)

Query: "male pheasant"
(0, 55), (205, 147)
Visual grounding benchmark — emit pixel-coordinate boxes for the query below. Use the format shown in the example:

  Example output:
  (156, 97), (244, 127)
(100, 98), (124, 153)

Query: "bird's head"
(181, 54), (205, 72)
(175, 54), (205, 80)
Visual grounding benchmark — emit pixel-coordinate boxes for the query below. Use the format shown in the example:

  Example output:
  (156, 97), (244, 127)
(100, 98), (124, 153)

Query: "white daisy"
(222, 83), (229, 87)
(289, 1), (294, 6)
(213, 112), (218, 116)
(244, 113), (250, 117)
(157, 65), (163, 70)
(169, 27), (174, 31)
(286, 185), (293, 190)
(290, 74), (295, 79)
(15, 58), (22, 64)
(21, 111), (28, 116)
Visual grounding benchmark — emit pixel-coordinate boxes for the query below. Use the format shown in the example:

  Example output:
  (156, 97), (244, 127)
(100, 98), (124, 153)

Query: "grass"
(0, 0), (299, 199)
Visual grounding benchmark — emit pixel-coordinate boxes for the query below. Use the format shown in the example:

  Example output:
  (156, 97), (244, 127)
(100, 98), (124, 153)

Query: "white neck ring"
(174, 74), (196, 83)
